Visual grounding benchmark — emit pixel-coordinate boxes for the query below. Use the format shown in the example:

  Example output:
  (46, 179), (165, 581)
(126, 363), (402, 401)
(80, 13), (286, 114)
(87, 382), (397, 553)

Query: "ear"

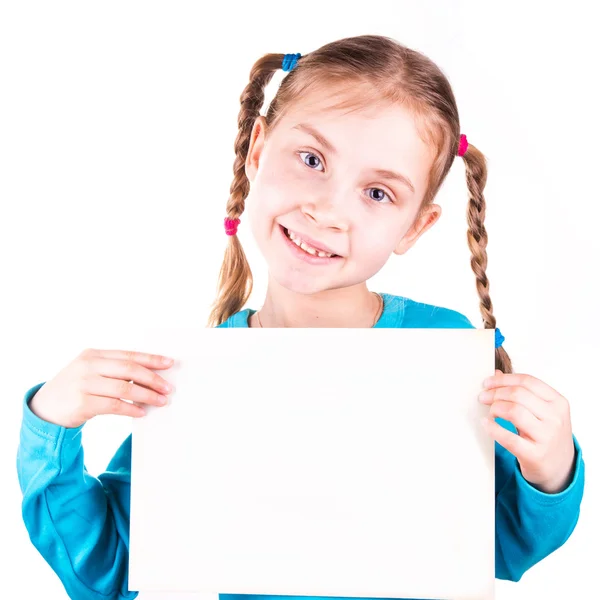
(393, 204), (442, 255)
(245, 116), (267, 183)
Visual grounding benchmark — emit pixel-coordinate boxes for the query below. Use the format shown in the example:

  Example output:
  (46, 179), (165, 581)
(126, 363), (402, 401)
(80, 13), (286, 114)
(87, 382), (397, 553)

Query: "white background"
(1, 1), (598, 599)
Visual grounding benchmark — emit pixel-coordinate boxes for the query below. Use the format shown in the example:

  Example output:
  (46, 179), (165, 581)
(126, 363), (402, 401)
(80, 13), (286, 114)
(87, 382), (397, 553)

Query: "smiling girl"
(18, 35), (584, 600)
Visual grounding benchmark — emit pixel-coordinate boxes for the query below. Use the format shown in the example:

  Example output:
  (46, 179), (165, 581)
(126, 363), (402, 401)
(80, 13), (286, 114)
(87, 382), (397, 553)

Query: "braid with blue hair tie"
(495, 328), (505, 348)
(282, 53), (301, 72)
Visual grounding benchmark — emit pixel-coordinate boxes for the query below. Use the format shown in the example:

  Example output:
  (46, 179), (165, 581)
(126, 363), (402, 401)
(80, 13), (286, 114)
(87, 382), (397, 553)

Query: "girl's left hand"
(478, 369), (576, 494)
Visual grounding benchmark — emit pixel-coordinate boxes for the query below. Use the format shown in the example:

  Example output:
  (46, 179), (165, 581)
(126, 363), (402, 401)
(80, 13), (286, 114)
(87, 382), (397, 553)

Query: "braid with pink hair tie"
(457, 133), (468, 157)
(224, 217), (240, 236)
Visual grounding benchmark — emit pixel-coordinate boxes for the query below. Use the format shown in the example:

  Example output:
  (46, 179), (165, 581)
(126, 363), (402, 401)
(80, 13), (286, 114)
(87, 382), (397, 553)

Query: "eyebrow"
(372, 168), (415, 195)
(292, 122), (416, 195)
(293, 123), (338, 155)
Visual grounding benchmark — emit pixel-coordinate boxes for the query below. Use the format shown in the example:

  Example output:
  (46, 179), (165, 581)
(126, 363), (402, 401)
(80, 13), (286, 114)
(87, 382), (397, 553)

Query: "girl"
(18, 35), (584, 599)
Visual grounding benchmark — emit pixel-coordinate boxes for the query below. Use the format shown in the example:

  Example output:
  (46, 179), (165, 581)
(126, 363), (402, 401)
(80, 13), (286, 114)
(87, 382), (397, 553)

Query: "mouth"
(280, 225), (339, 258)
(279, 225), (342, 264)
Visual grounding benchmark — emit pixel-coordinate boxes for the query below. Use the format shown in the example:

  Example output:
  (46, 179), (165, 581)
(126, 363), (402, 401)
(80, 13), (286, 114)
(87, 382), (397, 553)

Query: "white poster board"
(125, 327), (496, 600)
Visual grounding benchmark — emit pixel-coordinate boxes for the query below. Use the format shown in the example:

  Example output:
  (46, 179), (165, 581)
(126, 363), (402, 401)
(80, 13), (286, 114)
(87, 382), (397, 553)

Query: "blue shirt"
(17, 293), (585, 599)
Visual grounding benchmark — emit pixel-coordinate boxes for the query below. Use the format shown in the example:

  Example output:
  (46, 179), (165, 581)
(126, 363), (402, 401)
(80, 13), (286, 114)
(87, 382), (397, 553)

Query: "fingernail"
(162, 356), (173, 364)
(478, 390), (491, 402)
(158, 395), (169, 405)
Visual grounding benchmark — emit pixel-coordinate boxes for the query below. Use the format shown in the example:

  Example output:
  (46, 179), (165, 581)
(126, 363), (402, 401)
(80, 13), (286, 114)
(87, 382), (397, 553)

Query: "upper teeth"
(287, 230), (334, 258)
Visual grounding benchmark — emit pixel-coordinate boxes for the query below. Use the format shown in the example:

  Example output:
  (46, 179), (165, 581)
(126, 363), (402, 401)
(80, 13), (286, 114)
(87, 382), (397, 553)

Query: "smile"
(285, 228), (336, 257)
(280, 225), (342, 263)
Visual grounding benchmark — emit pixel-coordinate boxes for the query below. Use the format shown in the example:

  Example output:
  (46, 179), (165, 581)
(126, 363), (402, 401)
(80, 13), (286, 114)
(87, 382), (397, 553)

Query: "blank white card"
(123, 327), (496, 600)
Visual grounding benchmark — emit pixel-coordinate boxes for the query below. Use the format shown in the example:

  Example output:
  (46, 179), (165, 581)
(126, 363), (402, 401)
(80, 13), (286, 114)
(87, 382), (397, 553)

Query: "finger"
(82, 348), (175, 370)
(482, 372), (562, 403)
(81, 374), (170, 407)
(488, 400), (545, 442)
(479, 385), (552, 420)
(87, 356), (174, 397)
(84, 395), (147, 419)
(481, 416), (533, 458)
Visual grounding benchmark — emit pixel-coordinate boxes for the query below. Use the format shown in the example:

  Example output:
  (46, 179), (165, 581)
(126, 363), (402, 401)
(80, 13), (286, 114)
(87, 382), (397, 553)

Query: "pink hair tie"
(457, 133), (468, 157)
(224, 217), (240, 236)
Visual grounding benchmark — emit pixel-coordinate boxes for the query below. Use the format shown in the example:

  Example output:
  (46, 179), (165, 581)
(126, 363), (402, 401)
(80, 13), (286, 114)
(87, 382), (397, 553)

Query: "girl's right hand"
(28, 348), (175, 429)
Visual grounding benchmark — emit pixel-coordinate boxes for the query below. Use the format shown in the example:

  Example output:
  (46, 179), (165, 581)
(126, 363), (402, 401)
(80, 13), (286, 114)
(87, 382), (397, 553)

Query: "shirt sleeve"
(16, 382), (138, 600)
(493, 416), (585, 581)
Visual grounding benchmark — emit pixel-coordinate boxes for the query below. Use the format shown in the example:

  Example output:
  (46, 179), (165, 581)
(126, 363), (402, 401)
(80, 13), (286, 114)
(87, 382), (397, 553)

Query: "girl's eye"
(367, 188), (393, 204)
(298, 151), (394, 204)
(298, 151), (324, 172)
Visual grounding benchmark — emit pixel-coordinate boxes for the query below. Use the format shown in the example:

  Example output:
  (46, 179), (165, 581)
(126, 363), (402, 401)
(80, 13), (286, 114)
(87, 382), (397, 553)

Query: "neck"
(254, 278), (381, 328)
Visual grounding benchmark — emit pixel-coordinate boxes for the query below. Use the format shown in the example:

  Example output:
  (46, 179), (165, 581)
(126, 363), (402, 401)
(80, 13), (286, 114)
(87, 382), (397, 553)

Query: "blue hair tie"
(495, 327), (505, 349)
(282, 53), (301, 72)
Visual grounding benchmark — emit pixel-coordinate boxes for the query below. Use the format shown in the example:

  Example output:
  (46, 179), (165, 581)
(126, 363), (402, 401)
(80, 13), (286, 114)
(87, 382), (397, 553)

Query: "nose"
(300, 188), (350, 232)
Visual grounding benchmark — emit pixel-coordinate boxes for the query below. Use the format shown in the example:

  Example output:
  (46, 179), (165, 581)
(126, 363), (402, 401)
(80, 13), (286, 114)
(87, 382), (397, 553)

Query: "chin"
(270, 269), (331, 296)
(268, 263), (367, 297)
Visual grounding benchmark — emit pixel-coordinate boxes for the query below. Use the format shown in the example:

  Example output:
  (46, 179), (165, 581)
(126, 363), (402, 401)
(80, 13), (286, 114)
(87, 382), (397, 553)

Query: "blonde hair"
(207, 34), (512, 374)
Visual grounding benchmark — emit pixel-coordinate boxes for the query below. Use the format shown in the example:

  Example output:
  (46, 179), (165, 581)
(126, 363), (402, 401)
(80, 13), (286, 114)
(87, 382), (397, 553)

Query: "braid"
(462, 143), (513, 373)
(207, 54), (286, 327)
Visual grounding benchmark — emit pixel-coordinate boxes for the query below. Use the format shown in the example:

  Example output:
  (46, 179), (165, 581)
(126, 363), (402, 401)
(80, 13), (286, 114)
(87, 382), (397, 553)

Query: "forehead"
(278, 83), (426, 132)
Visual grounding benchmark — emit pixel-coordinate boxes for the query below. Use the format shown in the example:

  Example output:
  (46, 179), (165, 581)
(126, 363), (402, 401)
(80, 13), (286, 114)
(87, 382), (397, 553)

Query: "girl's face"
(244, 92), (440, 295)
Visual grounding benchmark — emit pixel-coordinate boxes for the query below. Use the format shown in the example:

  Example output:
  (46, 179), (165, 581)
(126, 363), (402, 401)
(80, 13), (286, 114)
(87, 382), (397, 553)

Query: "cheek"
(245, 183), (295, 246)
(249, 162), (307, 220)
(245, 188), (261, 237)
(353, 217), (403, 257)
